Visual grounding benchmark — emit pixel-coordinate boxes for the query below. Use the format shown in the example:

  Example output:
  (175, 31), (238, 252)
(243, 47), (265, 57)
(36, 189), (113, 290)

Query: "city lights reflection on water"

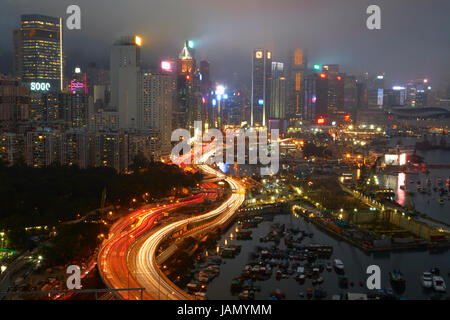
(397, 172), (406, 206)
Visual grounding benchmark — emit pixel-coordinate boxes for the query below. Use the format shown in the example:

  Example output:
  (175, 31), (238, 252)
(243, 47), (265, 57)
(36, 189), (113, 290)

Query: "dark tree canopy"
(0, 162), (200, 231)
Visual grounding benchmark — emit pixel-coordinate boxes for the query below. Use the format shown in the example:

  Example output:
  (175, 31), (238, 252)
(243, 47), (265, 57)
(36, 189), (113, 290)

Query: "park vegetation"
(0, 154), (202, 250)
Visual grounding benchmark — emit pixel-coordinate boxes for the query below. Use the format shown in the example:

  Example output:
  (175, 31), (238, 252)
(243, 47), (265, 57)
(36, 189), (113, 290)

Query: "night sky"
(1, 0), (450, 87)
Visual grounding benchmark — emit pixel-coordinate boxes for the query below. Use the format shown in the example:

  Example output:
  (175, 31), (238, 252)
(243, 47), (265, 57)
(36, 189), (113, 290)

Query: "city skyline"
(0, 1), (450, 304)
(1, 0), (450, 87)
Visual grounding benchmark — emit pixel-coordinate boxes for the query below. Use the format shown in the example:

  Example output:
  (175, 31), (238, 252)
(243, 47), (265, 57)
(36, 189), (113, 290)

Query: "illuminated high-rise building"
(322, 64), (344, 113)
(26, 128), (62, 167)
(140, 70), (175, 156)
(0, 133), (25, 165)
(90, 132), (120, 170)
(13, 14), (63, 92)
(405, 78), (430, 107)
(58, 92), (90, 129)
(269, 62), (286, 120)
(29, 92), (59, 123)
(175, 41), (197, 130)
(0, 75), (30, 132)
(251, 49), (272, 127)
(200, 60), (213, 126)
(344, 75), (357, 119)
(177, 41), (196, 75)
(110, 36), (141, 129)
(62, 129), (89, 168)
(304, 73), (329, 122)
(69, 67), (87, 95)
(286, 48), (307, 119)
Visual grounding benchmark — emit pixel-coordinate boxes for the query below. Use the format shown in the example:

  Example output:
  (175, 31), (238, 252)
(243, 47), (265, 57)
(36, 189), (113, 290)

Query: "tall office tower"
(140, 70), (176, 156)
(13, 14), (63, 92)
(322, 64), (339, 77)
(406, 78), (430, 107)
(269, 62), (286, 120)
(251, 49), (272, 127)
(0, 133), (25, 165)
(372, 74), (385, 90)
(200, 60), (213, 126)
(0, 75), (30, 132)
(26, 128), (62, 167)
(367, 74), (386, 108)
(322, 64), (344, 113)
(406, 82), (417, 106)
(344, 75), (357, 119)
(110, 36), (141, 129)
(286, 49), (307, 119)
(62, 129), (89, 168)
(69, 67), (87, 95)
(356, 81), (368, 110)
(304, 73), (329, 122)
(226, 90), (245, 126)
(175, 41), (196, 130)
(188, 69), (203, 129)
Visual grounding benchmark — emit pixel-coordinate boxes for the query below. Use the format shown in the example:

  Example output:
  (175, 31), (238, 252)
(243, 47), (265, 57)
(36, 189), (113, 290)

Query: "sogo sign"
(30, 82), (51, 91)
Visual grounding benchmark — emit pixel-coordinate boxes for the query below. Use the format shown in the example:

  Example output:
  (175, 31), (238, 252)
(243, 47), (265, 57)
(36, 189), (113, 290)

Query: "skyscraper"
(58, 92), (90, 129)
(26, 128), (62, 167)
(286, 48), (307, 119)
(90, 132), (121, 170)
(110, 36), (141, 129)
(344, 75), (357, 120)
(251, 49), (272, 127)
(175, 41), (197, 131)
(200, 60), (213, 126)
(322, 64), (344, 114)
(13, 14), (63, 92)
(0, 75), (30, 132)
(140, 70), (175, 156)
(62, 129), (89, 168)
(304, 73), (329, 122)
(269, 62), (286, 120)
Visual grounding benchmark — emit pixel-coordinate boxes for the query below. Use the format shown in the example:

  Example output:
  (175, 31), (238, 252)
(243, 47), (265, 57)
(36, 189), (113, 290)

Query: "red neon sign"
(317, 117), (326, 125)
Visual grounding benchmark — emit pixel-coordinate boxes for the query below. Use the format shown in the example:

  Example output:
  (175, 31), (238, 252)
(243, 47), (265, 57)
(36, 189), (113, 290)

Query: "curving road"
(131, 164), (245, 300)
(98, 144), (245, 300)
(97, 183), (218, 300)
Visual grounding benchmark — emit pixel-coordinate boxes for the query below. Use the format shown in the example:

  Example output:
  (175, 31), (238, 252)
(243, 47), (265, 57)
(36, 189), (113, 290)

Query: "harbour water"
(203, 137), (450, 300)
(204, 213), (449, 300)
(381, 136), (450, 224)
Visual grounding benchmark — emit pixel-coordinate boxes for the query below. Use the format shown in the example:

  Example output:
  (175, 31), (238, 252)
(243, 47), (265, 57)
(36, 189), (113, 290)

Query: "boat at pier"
(432, 276), (446, 292)
(421, 272), (433, 289)
(333, 259), (345, 272)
